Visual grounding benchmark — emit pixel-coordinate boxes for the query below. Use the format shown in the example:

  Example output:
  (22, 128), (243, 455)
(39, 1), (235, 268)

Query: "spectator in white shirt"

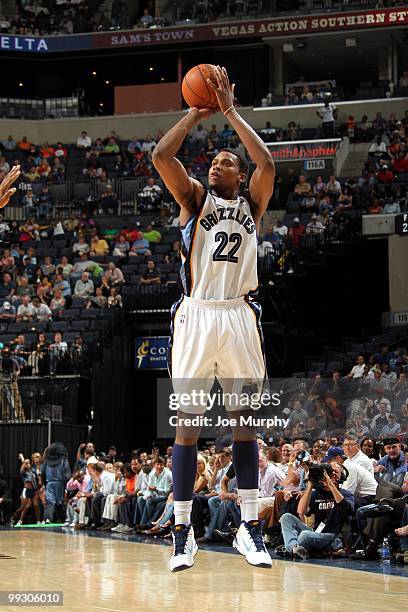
(316, 99), (337, 137)
(369, 137), (387, 156)
(329, 458), (377, 508)
(258, 451), (285, 512)
(16, 296), (36, 322)
(347, 355), (366, 379)
(32, 298), (52, 321)
(342, 436), (374, 474)
(194, 124), (208, 143)
(76, 131), (92, 150)
(141, 135), (156, 154)
(73, 236), (90, 256)
(273, 220), (288, 237)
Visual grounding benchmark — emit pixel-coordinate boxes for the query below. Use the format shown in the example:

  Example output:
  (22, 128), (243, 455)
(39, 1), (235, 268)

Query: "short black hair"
(219, 148), (249, 176)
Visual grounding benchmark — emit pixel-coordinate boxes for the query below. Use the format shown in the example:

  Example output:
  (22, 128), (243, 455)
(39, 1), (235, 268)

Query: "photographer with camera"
(279, 463), (354, 559)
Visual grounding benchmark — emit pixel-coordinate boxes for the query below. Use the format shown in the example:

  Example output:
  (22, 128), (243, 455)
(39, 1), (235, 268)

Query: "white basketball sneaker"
(233, 520), (272, 568)
(169, 524), (198, 572)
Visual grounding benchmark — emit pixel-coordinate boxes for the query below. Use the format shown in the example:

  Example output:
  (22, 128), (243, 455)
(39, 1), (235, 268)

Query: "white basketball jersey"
(179, 190), (258, 300)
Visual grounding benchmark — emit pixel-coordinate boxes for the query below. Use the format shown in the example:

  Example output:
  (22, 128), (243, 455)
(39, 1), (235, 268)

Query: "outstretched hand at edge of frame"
(0, 165), (21, 209)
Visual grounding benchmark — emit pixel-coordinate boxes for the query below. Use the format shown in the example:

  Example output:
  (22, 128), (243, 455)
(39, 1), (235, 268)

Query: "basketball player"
(152, 67), (275, 571)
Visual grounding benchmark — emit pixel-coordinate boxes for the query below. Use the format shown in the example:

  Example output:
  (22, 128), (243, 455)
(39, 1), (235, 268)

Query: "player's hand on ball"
(0, 165), (20, 208)
(189, 107), (218, 121)
(207, 66), (235, 114)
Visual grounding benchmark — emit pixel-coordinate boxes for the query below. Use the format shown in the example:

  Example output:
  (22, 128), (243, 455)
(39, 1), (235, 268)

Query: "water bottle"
(381, 537), (390, 563)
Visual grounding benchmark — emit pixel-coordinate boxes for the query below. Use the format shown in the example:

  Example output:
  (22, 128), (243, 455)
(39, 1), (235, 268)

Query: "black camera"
(308, 463), (333, 487)
(296, 450), (309, 463)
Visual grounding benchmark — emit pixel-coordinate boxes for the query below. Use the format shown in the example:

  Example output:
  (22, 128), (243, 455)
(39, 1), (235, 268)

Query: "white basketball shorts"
(168, 295), (266, 414)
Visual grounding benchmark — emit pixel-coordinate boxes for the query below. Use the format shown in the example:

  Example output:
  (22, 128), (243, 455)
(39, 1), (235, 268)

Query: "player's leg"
(168, 299), (215, 571)
(218, 300), (271, 567)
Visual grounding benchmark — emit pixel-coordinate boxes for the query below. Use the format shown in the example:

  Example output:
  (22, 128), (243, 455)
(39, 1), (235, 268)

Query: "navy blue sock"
(232, 440), (259, 489)
(172, 443), (197, 501)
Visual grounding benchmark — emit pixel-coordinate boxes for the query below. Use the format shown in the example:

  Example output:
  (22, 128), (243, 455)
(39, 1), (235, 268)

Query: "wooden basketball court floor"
(0, 528), (407, 611)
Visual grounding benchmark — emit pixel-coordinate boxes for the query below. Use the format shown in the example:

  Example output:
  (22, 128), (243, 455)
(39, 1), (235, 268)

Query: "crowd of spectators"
(1, 428), (406, 566)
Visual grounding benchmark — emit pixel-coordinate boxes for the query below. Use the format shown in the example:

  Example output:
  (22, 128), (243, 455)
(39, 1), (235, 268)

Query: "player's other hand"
(189, 107), (218, 121)
(207, 66), (235, 114)
(0, 165), (20, 208)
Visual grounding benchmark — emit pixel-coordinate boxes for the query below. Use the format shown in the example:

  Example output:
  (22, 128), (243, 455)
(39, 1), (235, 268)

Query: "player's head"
(208, 149), (248, 196)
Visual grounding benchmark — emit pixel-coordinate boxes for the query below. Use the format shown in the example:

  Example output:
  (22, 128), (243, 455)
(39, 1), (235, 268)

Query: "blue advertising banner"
(135, 336), (169, 370)
(0, 33), (92, 53)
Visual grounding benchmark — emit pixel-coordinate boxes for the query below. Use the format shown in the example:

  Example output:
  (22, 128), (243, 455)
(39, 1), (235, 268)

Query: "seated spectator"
(0, 300), (16, 319)
(139, 178), (163, 211)
(86, 286), (107, 309)
(129, 233), (151, 257)
(1, 250), (16, 274)
(368, 199), (383, 215)
(143, 224), (161, 244)
(41, 256), (55, 277)
(32, 297), (52, 321)
(90, 235), (109, 257)
(73, 236), (90, 256)
(140, 7), (153, 27)
(393, 151), (408, 174)
(17, 136), (31, 152)
(294, 175), (312, 199)
(104, 262), (124, 287)
(378, 165), (394, 184)
(306, 215), (325, 234)
(313, 175), (326, 195)
(40, 142), (55, 158)
(99, 184), (118, 214)
(57, 255), (73, 279)
(16, 295), (36, 322)
(347, 355), (366, 379)
(300, 193), (317, 212)
(107, 287), (123, 308)
(76, 131), (92, 150)
(0, 156), (10, 174)
(2, 135), (16, 151)
(74, 272), (94, 300)
(112, 235), (130, 258)
(128, 136), (141, 154)
(326, 175), (342, 198)
(139, 261), (161, 286)
(13, 275), (35, 303)
(380, 414), (402, 437)
(50, 289), (66, 314)
(104, 138), (120, 155)
(1, 272), (16, 300)
(141, 135), (156, 154)
(369, 136), (387, 157)
(54, 142), (68, 158)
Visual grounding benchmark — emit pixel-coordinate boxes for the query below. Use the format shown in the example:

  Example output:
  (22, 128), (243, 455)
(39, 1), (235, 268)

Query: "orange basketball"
(182, 64), (219, 110)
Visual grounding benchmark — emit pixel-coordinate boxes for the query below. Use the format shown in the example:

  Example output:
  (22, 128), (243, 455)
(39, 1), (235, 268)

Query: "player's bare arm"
(0, 165), (21, 208)
(207, 66), (275, 227)
(152, 109), (214, 223)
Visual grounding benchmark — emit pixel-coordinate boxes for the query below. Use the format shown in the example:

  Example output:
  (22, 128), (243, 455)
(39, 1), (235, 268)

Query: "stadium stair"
(339, 143), (371, 178)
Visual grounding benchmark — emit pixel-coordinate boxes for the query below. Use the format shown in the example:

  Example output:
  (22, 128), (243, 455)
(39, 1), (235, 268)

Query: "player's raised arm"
(207, 67), (275, 224)
(152, 108), (214, 215)
(0, 165), (21, 208)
